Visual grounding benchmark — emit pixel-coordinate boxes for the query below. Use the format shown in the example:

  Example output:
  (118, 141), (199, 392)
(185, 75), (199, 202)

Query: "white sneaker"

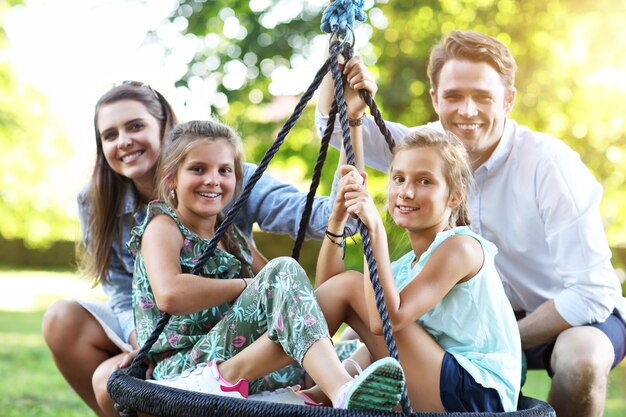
(342, 358), (364, 376)
(149, 360), (249, 399)
(334, 357), (405, 410)
(249, 385), (320, 406)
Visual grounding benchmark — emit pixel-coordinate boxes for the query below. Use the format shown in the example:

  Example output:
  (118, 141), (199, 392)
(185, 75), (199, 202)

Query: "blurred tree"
(4, 0), (623, 262)
(154, 0), (340, 205)
(367, 0), (626, 246)
(0, 0), (76, 248)
(163, 0), (626, 264)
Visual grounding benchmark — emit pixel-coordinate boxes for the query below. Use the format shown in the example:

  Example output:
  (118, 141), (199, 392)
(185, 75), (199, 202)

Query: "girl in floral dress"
(128, 119), (405, 410)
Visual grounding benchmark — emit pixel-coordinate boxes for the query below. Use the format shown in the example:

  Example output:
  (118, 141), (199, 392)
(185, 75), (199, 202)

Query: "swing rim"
(108, 367), (555, 417)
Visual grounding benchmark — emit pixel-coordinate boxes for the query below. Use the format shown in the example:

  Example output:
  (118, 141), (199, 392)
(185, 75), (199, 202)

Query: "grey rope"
(292, 100), (339, 260)
(115, 54), (335, 416)
(329, 40), (411, 415)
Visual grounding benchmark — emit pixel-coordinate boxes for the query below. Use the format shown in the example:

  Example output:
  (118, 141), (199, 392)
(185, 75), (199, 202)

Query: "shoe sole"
(344, 357), (405, 411)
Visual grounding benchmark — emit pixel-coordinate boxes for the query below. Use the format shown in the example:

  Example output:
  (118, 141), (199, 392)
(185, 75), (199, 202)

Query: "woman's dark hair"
(79, 81), (178, 285)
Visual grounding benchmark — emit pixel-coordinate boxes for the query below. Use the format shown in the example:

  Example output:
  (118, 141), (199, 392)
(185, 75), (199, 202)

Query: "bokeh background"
(2, 0), (626, 275)
(1, 1), (626, 415)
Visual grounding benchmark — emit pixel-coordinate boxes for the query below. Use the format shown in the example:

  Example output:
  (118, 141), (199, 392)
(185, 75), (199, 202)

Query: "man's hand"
(341, 56), (377, 119)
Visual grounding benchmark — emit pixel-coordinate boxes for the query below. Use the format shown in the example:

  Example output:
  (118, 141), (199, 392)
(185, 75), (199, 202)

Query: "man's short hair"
(427, 30), (517, 93)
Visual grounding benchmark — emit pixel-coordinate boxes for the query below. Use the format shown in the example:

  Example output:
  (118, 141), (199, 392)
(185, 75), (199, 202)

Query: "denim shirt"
(78, 162), (346, 343)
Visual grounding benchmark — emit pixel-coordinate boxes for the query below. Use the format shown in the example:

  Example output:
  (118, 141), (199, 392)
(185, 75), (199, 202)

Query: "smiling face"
(172, 139), (237, 227)
(97, 99), (162, 192)
(430, 59), (516, 169)
(388, 146), (457, 234)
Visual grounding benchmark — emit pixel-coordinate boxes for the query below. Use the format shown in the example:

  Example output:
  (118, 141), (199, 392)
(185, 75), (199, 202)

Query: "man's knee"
(551, 326), (613, 387)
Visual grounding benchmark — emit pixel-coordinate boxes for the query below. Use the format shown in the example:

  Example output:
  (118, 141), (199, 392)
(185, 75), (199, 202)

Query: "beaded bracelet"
(324, 227), (357, 260)
(348, 113), (366, 127)
(325, 228), (344, 239)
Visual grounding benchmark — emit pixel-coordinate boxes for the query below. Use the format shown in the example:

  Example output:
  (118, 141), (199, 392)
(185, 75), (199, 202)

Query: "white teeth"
(198, 192), (220, 198)
(121, 151), (143, 163)
(397, 205), (417, 212)
(457, 123), (480, 130)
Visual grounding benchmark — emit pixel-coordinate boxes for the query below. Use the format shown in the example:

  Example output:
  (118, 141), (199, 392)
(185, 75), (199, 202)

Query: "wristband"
(348, 113), (366, 127)
(325, 227), (346, 259)
(325, 228), (345, 238)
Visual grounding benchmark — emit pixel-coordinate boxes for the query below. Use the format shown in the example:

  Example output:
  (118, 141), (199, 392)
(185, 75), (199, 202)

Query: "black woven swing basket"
(107, 42), (555, 417)
(108, 365), (554, 417)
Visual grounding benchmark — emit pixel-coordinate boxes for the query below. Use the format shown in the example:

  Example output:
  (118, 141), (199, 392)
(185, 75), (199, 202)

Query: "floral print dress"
(128, 201), (334, 393)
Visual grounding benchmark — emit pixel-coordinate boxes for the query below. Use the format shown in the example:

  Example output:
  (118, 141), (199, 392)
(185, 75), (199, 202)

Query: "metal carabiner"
(329, 24), (355, 49)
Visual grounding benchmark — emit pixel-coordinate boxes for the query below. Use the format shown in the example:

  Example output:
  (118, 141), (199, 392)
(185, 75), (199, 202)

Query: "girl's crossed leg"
(152, 257), (405, 410)
(314, 269), (506, 412)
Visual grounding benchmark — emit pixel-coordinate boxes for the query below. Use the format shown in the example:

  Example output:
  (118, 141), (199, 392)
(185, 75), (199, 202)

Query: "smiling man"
(315, 30), (626, 417)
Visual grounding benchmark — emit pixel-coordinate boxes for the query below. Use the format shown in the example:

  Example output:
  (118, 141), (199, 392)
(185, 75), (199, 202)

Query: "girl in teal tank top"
(316, 127), (521, 412)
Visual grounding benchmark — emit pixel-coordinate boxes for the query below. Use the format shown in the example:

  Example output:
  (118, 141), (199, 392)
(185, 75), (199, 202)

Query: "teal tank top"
(391, 226), (521, 412)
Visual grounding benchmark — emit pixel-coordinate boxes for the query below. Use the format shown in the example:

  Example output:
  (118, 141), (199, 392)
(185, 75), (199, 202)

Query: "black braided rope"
(328, 40), (411, 415)
(107, 39), (555, 417)
(361, 90), (395, 152)
(190, 57), (333, 275)
(127, 313), (170, 375)
(292, 100), (339, 260)
(109, 54), (333, 416)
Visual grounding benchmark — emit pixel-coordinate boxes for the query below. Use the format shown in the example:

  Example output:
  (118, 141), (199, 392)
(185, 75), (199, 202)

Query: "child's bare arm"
(370, 235), (483, 333)
(141, 215), (247, 315)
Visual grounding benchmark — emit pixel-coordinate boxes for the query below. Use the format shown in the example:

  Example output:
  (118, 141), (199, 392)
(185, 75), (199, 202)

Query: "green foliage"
(0, 3), (76, 248)
(3, 0), (626, 251)
(367, 0), (626, 244)
(165, 0), (626, 249)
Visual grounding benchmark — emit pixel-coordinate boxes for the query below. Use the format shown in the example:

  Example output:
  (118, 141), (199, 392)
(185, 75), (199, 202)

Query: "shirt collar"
(121, 186), (136, 215)
(119, 185), (148, 225)
(478, 118), (516, 172)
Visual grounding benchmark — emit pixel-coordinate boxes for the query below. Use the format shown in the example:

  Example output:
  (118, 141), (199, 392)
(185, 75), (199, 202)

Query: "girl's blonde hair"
(157, 119), (252, 277)
(391, 128), (474, 227)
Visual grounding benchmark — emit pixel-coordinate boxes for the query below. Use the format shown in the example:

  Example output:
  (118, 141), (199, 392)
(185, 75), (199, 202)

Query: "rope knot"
(320, 0), (366, 36)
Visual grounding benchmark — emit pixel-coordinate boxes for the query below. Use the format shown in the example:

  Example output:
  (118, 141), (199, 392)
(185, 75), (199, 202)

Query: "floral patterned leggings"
(155, 256), (348, 393)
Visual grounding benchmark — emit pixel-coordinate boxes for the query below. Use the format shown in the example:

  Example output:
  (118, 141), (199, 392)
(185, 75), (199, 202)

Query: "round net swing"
(107, 2), (555, 416)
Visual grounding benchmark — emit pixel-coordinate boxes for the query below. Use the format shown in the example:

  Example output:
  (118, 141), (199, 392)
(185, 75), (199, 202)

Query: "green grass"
(0, 310), (92, 417)
(1, 270), (625, 416)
